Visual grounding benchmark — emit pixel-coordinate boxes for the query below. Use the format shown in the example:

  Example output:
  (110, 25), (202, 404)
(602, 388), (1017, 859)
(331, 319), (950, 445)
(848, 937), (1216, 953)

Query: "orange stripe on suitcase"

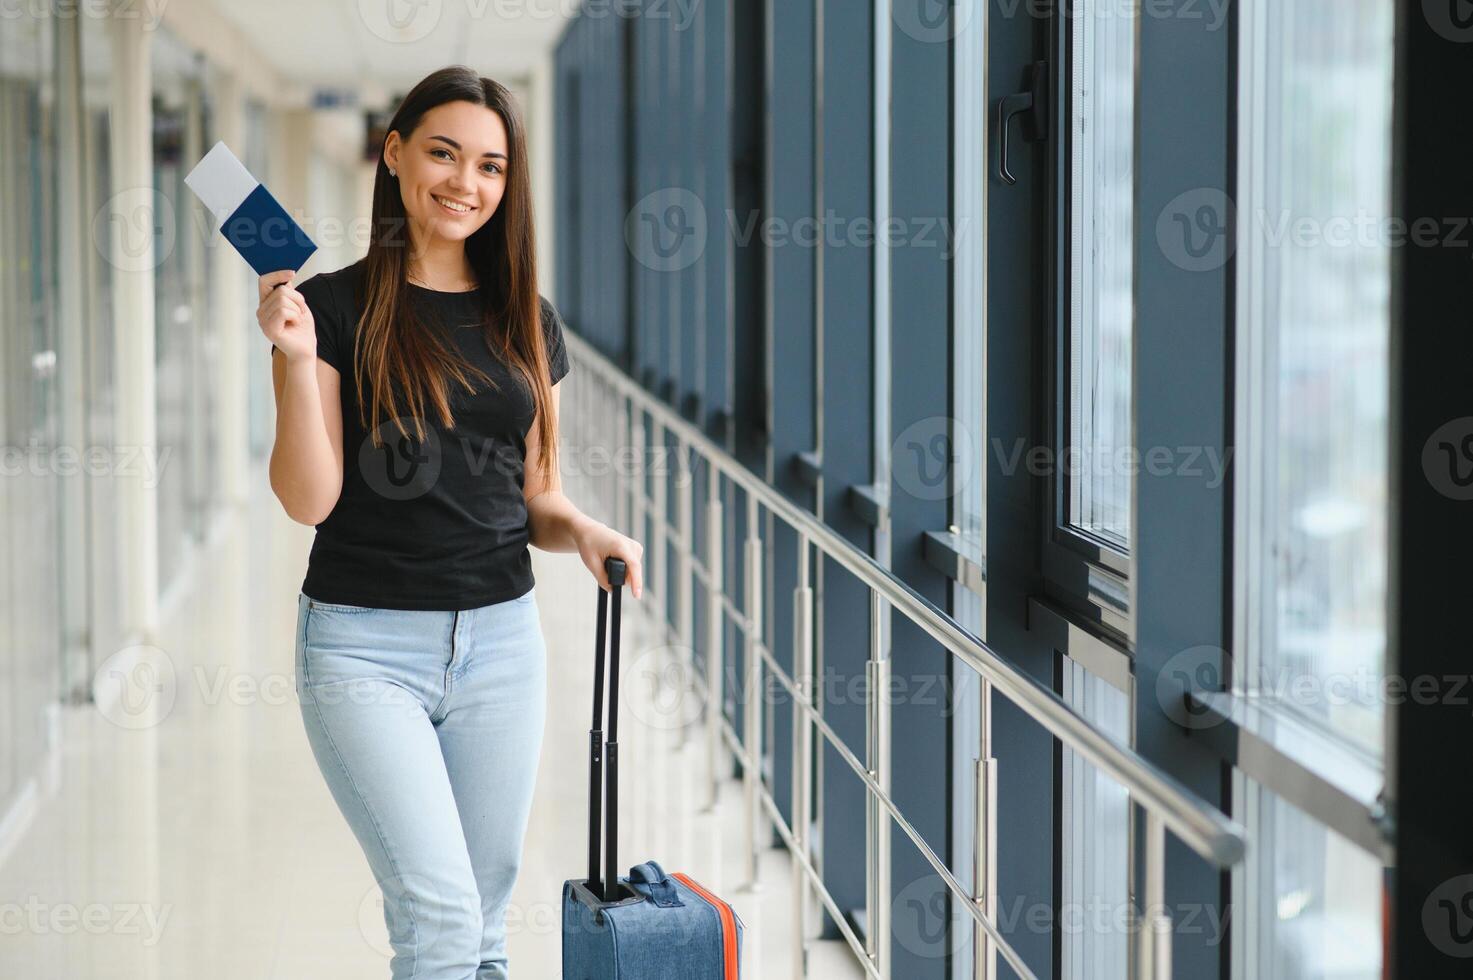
(671, 872), (738, 980)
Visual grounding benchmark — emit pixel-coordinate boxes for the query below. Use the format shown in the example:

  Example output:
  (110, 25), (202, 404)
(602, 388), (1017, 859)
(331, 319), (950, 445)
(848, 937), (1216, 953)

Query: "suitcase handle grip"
(589, 554), (628, 901)
(628, 861), (683, 908)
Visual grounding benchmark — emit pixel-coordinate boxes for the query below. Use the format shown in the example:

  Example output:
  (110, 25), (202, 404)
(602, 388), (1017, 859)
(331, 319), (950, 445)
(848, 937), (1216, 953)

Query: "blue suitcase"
(562, 558), (745, 979)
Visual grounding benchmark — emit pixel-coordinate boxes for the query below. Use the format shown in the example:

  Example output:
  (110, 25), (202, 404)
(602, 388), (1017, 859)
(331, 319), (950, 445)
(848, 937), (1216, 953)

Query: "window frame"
(1042, 0), (1135, 643)
(1229, 0), (1395, 764)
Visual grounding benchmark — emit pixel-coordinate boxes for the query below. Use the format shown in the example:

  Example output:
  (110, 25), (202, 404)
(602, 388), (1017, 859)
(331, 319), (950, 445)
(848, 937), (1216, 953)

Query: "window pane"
(1232, 775), (1383, 979)
(1235, 0), (1393, 756)
(1061, 661), (1131, 978)
(1068, 1), (1135, 551)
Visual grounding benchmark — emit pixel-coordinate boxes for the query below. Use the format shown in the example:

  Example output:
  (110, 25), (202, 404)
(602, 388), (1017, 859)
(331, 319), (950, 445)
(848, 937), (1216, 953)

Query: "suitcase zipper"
(670, 872), (738, 980)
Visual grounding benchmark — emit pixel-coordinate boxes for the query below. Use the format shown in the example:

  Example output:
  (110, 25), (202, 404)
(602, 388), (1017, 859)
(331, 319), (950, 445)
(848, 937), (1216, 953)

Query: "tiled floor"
(0, 471), (864, 979)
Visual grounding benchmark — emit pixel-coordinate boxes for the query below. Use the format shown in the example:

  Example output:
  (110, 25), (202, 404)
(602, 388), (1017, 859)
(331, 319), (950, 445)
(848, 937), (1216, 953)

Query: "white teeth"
(434, 194), (473, 213)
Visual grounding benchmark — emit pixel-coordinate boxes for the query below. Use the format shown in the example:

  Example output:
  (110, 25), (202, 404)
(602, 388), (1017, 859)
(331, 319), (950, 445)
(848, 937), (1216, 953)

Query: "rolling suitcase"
(562, 557), (745, 979)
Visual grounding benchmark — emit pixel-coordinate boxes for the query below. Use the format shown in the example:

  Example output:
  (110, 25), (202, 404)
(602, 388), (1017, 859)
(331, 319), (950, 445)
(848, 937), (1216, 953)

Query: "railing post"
(631, 408), (646, 585)
(676, 438), (694, 750)
(621, 387), (630, 535)
(646, 416), (669, 861)
(791, 535), (814, 979)
(651, 418), (667, 634)
(866, 590), (891, 976)
(618, 393), (631, 545)
(972, 673), (998, 980)
(704, 474), (724, 813)
(1138, 810), (1172, 980)
(973, 744), (998, 980)
(605, 379), (617, 524)
(603, 382), (612, 522)
(592, 377), (603, 518)
(742, 493), (764, 890)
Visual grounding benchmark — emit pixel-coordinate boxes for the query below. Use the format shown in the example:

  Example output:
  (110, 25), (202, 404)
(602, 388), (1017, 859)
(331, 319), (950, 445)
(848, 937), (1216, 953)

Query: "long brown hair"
(355, 66), (558, 486)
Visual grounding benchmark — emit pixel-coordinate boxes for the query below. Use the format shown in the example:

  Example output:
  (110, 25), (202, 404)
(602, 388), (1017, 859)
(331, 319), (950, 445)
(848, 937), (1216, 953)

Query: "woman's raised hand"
(257, 270), (315, 363)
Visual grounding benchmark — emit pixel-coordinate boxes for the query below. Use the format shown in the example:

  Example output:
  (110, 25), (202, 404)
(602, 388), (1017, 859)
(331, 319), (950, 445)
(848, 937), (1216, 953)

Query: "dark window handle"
(997, 61), (1049, 186)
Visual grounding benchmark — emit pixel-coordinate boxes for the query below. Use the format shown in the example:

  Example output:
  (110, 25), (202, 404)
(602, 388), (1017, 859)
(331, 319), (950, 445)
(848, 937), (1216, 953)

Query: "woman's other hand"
(575, 521), (644, 599)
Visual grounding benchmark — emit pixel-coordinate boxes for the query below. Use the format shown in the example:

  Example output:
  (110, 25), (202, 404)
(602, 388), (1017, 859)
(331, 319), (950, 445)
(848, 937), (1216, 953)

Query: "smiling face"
(383, 99), (509, 247)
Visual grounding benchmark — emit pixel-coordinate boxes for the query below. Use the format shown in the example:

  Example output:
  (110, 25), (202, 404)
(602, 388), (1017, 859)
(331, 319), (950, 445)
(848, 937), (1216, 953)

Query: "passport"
(184, 140), (317, 276)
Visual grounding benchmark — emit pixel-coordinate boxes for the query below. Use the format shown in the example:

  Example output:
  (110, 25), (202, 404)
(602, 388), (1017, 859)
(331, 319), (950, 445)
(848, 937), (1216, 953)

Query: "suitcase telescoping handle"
(588, 557), (628, 902)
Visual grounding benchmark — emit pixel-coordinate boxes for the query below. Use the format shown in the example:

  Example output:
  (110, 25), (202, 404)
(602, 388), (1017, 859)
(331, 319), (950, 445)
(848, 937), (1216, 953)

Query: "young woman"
(256, 65), (643, 979)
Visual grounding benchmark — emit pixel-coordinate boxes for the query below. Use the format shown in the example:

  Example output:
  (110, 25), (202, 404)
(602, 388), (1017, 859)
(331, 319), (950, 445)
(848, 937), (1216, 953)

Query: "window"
(1233, 1), (1394, 976)
(1060, 661), (1131, 978)
(1055, 13), (1137, 970)
(1232, 776), (1382, 979)
(1065, 1), (1135, 552)
(1235, 0), (1393, 757)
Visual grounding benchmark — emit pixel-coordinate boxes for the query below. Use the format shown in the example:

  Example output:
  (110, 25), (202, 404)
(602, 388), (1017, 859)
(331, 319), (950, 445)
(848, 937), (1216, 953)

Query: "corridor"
(1, 0), (1460, 976)
(0, 459), (858, 979)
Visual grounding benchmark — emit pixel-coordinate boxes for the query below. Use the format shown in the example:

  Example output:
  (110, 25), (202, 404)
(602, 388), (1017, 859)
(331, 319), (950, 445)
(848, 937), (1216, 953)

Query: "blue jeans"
(294, 588), (548, 980)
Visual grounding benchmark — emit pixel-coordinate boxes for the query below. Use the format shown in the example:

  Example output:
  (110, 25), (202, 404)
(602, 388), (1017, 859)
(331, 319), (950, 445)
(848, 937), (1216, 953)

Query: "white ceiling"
(205, 0), (575, 99)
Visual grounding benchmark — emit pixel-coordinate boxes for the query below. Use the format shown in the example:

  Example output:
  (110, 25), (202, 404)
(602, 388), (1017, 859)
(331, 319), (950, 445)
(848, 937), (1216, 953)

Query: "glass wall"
(1235, 0), (1393, 759)
(0, 7), (62, 822)
(0, 9), (235, 839)
(244, 97), (274, 459)
(1234, 0), (1394, 973)
(80, 3), (123, 688)
(1060, 662), (1131, 979)
(541, 0), (1410, 975)
(151, 26), (212, 587)
(1066, 0), (1135, 552)
(1233, 776), (1383, 979)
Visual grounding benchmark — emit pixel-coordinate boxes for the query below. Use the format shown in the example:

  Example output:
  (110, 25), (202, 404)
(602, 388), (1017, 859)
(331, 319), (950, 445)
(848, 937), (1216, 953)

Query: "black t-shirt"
(269, 258), (571, 610)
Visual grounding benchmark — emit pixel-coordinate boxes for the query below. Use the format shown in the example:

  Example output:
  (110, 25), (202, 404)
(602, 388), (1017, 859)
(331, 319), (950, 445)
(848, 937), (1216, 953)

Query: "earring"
(388, 167), (396, 177)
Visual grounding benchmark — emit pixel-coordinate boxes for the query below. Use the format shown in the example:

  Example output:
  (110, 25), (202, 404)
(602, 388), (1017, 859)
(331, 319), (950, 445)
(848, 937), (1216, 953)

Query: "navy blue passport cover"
(223, 183), (317, 276)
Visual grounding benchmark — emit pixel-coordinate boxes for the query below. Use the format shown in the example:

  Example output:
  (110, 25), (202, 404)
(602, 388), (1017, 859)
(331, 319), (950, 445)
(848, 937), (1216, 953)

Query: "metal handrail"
(563, 332), (1245, 866)
(559, 330), (1247, 979)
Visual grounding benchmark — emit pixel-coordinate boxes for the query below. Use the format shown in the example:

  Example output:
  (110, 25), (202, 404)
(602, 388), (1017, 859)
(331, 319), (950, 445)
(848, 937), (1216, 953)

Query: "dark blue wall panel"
(885, 5), (953, 979)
